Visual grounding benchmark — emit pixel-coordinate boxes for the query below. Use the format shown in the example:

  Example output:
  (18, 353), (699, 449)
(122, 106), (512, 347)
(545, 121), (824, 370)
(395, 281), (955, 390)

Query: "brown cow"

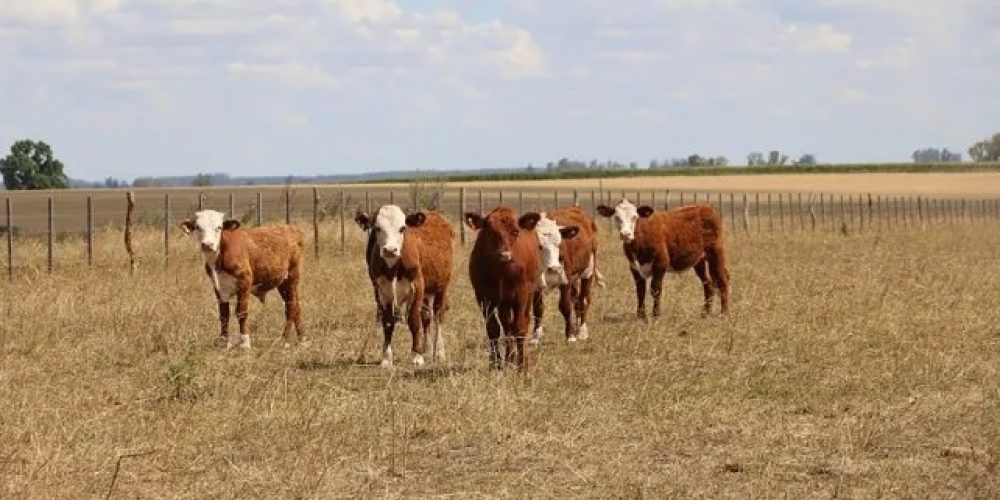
(530, 205), (603, 343)
(355, 205), (454, 368)
(596, 199), (729, 319)
(180, 210), (306, 349)
(465, 207), (542, 371)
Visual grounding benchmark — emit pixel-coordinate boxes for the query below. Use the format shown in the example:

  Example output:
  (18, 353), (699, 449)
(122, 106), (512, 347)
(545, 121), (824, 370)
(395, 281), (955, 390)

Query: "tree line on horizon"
(2, 134), (1000, 190)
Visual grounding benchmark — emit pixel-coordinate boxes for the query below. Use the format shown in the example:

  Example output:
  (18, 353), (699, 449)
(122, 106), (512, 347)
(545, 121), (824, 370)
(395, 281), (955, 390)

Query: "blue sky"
(0, 0), (997, 182)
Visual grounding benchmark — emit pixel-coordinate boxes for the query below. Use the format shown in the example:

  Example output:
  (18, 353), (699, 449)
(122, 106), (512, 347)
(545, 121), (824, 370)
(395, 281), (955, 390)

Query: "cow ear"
(179, 220), (196, 234)
(223, 219), (241, 231)
(405, 212), (426, 228)
(596, 205), (615, 218)
(637, 206), (655, 218)
(559, 225), (580, 239)
(464, 212), (484, 230)
(518, 212), (541, 230)
(355, 211), (373, 230)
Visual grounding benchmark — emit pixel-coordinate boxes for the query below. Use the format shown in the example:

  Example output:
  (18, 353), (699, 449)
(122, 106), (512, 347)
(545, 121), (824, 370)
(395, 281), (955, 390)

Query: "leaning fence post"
(125, 192), (137, 274)
(808, 194), (817, 231)
(6, 198), (13, 281)
(459, 187), (466, 246)
(229, 193), (235, 218)
(478, 190), (483, 214)
(729, 193), (736, 234)
(518, 190), (524, 214)
(47, 196), (53, 274)
(573, 189), (579, 205)
(312, 187), (320, 259)
(742, 193), (750, 233)
(86, 196), (94, 267)
(553, 189), (559, 209)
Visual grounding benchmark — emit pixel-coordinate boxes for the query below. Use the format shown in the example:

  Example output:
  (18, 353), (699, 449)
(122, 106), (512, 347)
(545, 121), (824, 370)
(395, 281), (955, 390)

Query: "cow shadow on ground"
(295, 357), (380, 371)
(295, 357), (475, 381)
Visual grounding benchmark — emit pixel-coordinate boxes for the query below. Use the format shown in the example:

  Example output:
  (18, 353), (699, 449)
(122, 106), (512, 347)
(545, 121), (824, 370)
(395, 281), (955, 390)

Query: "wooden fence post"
(256, 192), (263, 226)
(768, 193), (773, 232)
(848, 194), (855, 232)
(164, 194), (170, 265)
(742, 193), (750, 234)
(808, 194), (817, 231)
(729, 193), (736, 234)
(389, 189), (395, 205)
(590, 190), (597, 219)
(573, 189), (579, 205)
(86, 196), (93, 267)
(365, 190), (371, 214)
(285, 189), (291, 224)
(125, 192), (136, 274)
(498, 190), (504, 206)
(553, 189), (559, 209)
(797, 193), (804, 232)
(478, 190), (483, 214)
(340, 188), (346, 255)
(47, 196), (53, 273)
(312, 187), (320, 258)
(198, 192), (205, 211)
(777, 193), (784, 232)
(755, 193), (760, 235)
(6, 198), (12, 281)
(229, 193), (235, 218)
(459, 188), (466, 246)
(518, 190), (524, 214)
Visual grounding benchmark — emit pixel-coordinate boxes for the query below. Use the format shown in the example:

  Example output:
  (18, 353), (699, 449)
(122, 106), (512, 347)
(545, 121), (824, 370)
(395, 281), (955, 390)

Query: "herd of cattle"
(179, 198), (731, 371)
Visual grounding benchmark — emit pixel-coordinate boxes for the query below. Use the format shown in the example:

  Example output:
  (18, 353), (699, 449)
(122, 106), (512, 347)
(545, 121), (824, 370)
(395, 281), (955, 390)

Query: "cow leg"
(407, 287), (427, 366)
(630, 268), (648, 320)
(277, 281), (304, 348)
(708, 245), (730, 316)
(558, 284), (575, 342)
(431, 291), (447, 362)
(576, 277), (593, 341)
(502, 304), (517, 368)
(650, 268), (667, 318)
(234, 279), (252, 349)
(483, 302), (503, 370)
(513, 299), (533, 372)
(217, 300), (231, 346)
(421, 295), (434, 361)
(530, 290), (545, 345)
(693, 258), (716, 316)
(380, 305), (396, 369)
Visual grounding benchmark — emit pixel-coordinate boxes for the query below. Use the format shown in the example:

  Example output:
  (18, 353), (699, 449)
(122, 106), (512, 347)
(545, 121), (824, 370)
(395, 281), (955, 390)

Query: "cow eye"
(399, 227), (406, 233)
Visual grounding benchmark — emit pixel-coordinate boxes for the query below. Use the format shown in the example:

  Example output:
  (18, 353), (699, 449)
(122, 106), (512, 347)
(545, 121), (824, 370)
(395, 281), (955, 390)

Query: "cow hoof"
(217, 336), (230, 348)
(531, 328), (543, 345)
(567, 336), (578, 343)
(412, 354), (425, 366)
(380, 359), (394, 369)
(578, 324), (590, 341)
(434, 351), (447, 362)
(298, 337), (312, 348)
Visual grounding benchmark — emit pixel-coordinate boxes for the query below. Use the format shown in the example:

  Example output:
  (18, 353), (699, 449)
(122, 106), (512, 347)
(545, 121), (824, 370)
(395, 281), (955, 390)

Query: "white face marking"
(372, 205), (408, 266)
(535, 213), (568, 287)
(188, 210), (226, 256)
(611, 200), (640, 242)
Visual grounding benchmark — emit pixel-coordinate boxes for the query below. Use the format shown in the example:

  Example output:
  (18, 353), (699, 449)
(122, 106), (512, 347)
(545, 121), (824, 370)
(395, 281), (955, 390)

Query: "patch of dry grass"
(1, 223), (998, 498)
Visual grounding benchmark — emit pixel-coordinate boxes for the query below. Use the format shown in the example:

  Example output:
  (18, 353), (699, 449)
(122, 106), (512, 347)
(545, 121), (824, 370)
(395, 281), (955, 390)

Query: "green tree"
(968, 133), (1000, 162)
(192, 173), (213, 187)
(0, 139), (69, 190)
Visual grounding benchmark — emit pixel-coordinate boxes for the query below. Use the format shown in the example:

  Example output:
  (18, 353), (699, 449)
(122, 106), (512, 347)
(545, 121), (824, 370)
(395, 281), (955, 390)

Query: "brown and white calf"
(465, 207), (542, 371)
(597, 199), (730, 319)
(355, 205), (454, 368)
(181, 210), (306, 349)
(530, 205), (602, 344)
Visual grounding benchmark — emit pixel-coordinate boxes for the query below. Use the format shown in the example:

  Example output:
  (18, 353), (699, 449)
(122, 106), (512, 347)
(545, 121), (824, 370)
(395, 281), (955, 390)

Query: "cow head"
(534, 212), (580, 287)
(180, 210), (240, 256)
(596, 199), (653, 243)
(355, 205), (421, 267)
(465, 208), (540, 264)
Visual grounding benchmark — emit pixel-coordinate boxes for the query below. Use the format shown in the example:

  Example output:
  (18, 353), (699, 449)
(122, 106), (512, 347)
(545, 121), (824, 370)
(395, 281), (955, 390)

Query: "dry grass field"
(1, 217), (999, 498)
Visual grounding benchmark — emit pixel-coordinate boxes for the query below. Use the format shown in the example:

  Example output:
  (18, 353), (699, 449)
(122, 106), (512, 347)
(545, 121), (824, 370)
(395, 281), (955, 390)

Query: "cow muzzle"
(200, 242), (216, 253)
(499, 251), (513, 263)
(618, 232), (634, 243)
(381, 246), (400, 258)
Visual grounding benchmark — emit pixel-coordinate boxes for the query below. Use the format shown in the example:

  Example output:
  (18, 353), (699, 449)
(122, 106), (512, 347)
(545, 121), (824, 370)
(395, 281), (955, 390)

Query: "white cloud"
(493, 28), (548, 78)
(779, 23), (852, 54)
(325, 0), (402, 25)
(226, 61), (339, 89)
(0, 0), (81, 25)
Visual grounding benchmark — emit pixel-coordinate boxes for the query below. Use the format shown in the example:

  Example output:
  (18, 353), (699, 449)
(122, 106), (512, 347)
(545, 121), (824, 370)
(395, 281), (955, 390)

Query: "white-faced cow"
(355, 205), (454, 368)
(530, 205), (603, 344)
(180, 210), (306, 349)
(596, 199), (730, 319)
(465, 207), (542, 371)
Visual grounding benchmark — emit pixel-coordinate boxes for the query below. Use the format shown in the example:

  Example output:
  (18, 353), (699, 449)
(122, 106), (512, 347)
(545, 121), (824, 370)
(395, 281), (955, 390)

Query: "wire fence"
(2, 186), (998, 280)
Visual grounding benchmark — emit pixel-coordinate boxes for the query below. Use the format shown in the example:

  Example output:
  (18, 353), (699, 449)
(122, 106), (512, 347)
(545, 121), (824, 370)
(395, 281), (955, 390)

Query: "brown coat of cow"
(355, 208), (454, 367)
(465, 207), (542, 371)
(597, 202), (730, 319)
(532, 205), (601, 342)
(182, 218), (306, 348)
